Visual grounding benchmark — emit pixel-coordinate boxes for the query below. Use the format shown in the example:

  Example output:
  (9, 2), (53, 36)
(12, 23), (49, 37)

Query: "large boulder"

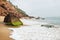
(4, 13), (23, 26)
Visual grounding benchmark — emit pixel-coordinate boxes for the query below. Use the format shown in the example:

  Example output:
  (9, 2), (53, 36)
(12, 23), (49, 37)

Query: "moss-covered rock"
(11, 20), (23, 26)
(4, 13), (23, 26)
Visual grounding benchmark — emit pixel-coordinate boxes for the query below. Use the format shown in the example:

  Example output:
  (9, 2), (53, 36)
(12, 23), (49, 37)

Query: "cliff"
(0, 0), (29, 18)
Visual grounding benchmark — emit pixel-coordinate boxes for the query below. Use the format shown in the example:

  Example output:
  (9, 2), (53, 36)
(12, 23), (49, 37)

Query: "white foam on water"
(20, 19), (48, 25)
(9, 19), (60, 40)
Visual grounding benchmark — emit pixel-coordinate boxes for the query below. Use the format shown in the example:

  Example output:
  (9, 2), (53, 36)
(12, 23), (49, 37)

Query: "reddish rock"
(0, 0), (28, 18)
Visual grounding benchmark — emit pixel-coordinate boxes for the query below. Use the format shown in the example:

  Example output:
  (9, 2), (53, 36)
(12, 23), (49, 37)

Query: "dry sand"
(0, 16), (13, 40)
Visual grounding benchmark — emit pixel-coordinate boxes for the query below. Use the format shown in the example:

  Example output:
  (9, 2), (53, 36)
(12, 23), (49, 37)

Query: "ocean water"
(38, 17), (60, 25)
(9, 18), (60, 40)
(46, 17), (60, 25)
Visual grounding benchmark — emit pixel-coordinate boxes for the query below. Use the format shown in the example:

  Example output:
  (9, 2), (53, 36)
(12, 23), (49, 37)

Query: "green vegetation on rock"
(8, 1), (29, 17)
(4, 13), (23, 26)
(5, 20), (23, 26)
(11, 20), (23, 26)
(14, 6), (29, 17)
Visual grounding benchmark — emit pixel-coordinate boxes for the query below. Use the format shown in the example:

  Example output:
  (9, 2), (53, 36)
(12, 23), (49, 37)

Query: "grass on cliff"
(9, 1), (29, 17)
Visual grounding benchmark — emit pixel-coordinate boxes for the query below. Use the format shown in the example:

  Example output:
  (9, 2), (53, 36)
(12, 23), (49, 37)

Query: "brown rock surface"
(0, 0), (27, 40)
(0, 0), (28, 18)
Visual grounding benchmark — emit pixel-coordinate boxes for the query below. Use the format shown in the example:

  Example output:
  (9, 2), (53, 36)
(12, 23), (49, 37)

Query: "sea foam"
(9, 19), (60, 40)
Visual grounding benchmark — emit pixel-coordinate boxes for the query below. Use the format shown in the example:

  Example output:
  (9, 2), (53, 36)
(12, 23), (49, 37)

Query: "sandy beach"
(0, 16), (13, 40)
(0, 24), (13, 40)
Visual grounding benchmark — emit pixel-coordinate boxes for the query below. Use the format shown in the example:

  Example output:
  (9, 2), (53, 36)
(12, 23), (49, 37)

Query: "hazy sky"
(10, 0), (60, 17)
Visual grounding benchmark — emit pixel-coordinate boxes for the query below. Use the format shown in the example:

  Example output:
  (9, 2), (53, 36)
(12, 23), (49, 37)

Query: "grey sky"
(10, 0), (60, 17)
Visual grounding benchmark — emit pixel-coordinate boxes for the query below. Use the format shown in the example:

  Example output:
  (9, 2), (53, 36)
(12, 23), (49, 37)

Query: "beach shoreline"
(0, 16), (60, 40)
(0, 16), (13, 40)
(9, 18), (60, 40)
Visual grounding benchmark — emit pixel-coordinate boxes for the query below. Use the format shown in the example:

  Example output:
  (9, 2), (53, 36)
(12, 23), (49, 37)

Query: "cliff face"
(0, 0), (28, 18)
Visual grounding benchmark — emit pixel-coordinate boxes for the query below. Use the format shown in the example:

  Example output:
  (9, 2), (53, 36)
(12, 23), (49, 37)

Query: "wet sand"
(0, 16), (13, 40)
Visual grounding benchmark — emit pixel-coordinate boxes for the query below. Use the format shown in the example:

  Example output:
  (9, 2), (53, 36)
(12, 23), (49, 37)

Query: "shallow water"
(39, 17), (60, 25)
(9, 19), (60, 40)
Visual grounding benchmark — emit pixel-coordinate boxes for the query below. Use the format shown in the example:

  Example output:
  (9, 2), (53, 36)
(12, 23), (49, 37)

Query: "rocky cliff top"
(0, 0), (29, 18)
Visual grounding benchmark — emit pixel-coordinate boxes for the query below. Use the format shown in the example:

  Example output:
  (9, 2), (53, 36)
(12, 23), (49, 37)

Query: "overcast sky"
(10, 0), (60, 17)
